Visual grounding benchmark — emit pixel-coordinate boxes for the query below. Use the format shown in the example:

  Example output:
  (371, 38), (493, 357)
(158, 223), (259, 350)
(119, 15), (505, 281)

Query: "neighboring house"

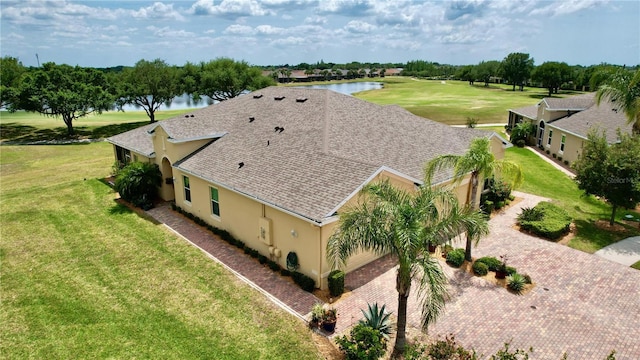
(507, 93), (632, 164)
(108, 87), (506, 290)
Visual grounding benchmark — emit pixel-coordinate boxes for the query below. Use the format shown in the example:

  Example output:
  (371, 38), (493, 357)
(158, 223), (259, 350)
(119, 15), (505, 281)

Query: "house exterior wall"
(544, 126), (584, 164)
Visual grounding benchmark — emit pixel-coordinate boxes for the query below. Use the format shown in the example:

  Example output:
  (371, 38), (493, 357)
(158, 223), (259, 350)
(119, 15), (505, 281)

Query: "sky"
(1, 0), (638, 68)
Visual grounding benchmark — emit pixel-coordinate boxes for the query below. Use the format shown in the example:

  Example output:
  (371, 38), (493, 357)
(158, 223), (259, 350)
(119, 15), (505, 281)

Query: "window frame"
(183, 176), (191, 203)
(560, 134), (566, 153)
(210, 186), (220, 218)
(547, 129), (553, 147)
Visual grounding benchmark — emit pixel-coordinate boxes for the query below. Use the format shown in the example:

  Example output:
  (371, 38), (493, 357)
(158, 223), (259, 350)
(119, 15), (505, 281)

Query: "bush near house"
(518, 202), (572, 240)
(114, 161), (162, 210)
(481, 179), (512, 213)
(446, 248), (466, 267)
(328, 270), (345, 297)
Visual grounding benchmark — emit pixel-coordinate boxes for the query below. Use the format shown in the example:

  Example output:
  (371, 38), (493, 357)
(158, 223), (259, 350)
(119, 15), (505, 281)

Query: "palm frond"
(416, 256), (448, 331)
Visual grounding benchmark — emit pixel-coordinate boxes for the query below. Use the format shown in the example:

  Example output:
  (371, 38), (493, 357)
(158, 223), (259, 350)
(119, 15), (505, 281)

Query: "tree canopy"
(532, 61), (572, 96)
(1, 56), (26, 110)
(573, 130), (640, 225)
(117, 59), (182, 123)
(501, 52), (534, 91)
(186, 58), (275, 102)
(596, 68), (640, 134)
(16, 62), (115, 135)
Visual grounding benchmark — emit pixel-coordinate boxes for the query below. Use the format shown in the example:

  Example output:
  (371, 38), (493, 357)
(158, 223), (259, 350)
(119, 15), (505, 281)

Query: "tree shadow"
(1, 121), (147, 143)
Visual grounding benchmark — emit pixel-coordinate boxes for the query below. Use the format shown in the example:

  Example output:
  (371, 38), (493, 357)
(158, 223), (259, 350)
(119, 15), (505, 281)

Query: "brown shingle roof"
(548, 96), (632, 143)
(542, 92), (595, 110)
(107, 122), (156, 157)
(509, 105), (538, 120)
(110, 87), (490, 222)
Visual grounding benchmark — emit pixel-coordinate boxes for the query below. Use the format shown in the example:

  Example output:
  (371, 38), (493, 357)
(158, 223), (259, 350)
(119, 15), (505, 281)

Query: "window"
(183, 176), (191, 202)
(547, 130), (553, 146)
(115, 146), (132, 165)
(210, 187), (220, 217)
(560, 135), (566, 152)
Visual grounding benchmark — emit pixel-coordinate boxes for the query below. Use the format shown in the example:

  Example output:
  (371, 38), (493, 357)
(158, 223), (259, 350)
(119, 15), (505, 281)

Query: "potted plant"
(309, 303), (324, 329)
(495, 254), (508, 279)
(428, 239), (438, 253)
(321, 307), (337, 333)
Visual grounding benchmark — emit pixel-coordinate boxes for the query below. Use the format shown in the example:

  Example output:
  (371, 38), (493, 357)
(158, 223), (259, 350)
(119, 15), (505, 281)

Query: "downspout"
(318, 225), (323, 291)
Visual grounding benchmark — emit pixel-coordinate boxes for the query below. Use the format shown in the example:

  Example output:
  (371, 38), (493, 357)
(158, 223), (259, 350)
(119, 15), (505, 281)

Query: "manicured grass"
(0, 143), (320, 359)
(356, 77), (585, 125)
(0, 109), (194, 143)
(632, 260), (640, 270)
(505, 147), (640, 253)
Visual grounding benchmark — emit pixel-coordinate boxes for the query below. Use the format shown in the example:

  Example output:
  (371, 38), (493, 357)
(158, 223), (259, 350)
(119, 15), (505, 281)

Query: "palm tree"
(596, 69), (640, 135)
(425, 137), (523, 261)
(327, 180), (489, 353)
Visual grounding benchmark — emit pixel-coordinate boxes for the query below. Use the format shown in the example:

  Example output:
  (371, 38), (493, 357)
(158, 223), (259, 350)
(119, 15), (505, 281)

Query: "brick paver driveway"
(333, 191), (640, 359)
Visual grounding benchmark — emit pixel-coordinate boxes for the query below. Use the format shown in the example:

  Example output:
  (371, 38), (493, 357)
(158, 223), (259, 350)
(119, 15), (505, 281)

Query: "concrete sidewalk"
(595, 236), (640, 266)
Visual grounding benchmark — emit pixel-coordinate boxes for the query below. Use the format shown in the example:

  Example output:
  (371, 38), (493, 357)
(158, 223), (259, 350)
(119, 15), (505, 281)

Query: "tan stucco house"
(507, 93), (633, 164)
(108, 86), (506, 290)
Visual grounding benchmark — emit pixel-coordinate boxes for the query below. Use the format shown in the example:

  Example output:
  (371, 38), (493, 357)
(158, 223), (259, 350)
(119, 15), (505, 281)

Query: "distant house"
(507, 93), (632, 164)
(108, 87), (506, 289)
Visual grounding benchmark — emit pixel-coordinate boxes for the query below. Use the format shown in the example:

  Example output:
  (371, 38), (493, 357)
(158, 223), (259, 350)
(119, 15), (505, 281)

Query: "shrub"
(552, 153), (557, 158)
(114, 161), (162, 210)
(558, 156), (563, 161)
(336, 324), (387, 360)
(476, 256), (501, 272)
(564, 160), (569, 165)
(518, 207), (544, 222)
(506, 266), (517, 276)
(515, 139), (525, 147)
(507, 273), (526, 293)
(292, 271), (315, 292)
(490, 341), (532, 359)
(522, 274), (532, 284)
(496, 200), (505, 209)
(486, 179), (512, 204)
(508, 194), (515, 201)
(328, 270), (345, 297)
(446, 248), (465, 267)
(443, 244), (454, 255)
(509, 122), (535, 145)
(472, 261), (488, 276)
(484, 200), (495, 214)
(267, 260), (280, 271)
(518, 202), (572, 240)
(258, 254), (268, 264)
(359, 303), (394, 340)
(280, 268), (291, 277)
(546, 149), (550, 154)
(427, 334), (477, 360)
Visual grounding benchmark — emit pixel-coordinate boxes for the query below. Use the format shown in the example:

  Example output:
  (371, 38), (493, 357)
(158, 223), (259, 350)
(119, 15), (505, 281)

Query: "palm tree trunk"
(394, 291), (409, 353)
(465, 173), (480, 261)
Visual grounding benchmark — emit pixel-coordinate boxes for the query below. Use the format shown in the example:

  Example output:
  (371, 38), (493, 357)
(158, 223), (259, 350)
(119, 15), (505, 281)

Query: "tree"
(532, 61), (572, 96)
(0, 56), (26, 110)
(595, 68), (640, 134)
(457, 65), (477, 85)
(501, 53), (534, 91)
(115, 161), (163, 210)
(425, 137), (523, 261)
(16, 62), (115, 135)
(188, 58), (275, 102)
(117, 59), (181, 123)
(476, 60), (501, 87)
(327, 180), (489, 353)
(573, 130), (640, 225)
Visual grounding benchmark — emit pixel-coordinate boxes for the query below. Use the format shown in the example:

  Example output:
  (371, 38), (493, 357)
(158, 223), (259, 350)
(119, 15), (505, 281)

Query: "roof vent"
(274, 96), (285, 101)
(296, 97), (307, 103)
(184, 115), (189, 118)
(190, 114), (194, 118)
(238, 162), (244, 169)
(249, 117), (255, 123)
(253, 94), (263, 99)
(274, 126), (281, 132)
(278, 127), (284, 133)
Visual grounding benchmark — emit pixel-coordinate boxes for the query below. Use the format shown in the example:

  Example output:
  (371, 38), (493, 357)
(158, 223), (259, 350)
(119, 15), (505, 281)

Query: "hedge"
(328, 270), (345, 297)
(518, 202), (572, 240)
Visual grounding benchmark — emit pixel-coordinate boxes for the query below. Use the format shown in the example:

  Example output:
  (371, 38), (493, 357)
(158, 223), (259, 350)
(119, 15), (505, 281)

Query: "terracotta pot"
(322, 319), (337, 333)
(428, 244), (437, 253)
(495, 270), (507, 279)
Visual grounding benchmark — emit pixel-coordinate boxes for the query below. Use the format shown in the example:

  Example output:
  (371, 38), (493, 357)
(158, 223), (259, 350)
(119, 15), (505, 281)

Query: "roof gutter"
(167, 133), (227, 144)
(105, 138), (156, 158)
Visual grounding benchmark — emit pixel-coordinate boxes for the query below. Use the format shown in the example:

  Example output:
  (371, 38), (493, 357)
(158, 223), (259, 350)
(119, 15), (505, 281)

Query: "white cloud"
(256, 25), (286, 35)
(344, 20), (376, 33)
(132, 2), (184, 21)
(270, 36), (306, 47)
(304, 15), (327, 25)
(529, 0), (604, 17)
(190, 0), (274, 18)
(223, 24), (255, 35)
(146, 26), (196, 38)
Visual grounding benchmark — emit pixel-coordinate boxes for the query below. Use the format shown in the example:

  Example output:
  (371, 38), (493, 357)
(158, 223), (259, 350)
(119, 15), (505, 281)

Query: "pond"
(294, 81), (383, 95)
(119, 82), (383, 111)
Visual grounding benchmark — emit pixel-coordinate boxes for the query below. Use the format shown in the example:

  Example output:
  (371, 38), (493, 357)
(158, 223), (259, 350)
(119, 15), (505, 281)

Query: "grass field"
(355, 77), (585, 125)
(0, 109), (193, 143)
(0, 143), (320, 359)
(505, 147), (640, 253)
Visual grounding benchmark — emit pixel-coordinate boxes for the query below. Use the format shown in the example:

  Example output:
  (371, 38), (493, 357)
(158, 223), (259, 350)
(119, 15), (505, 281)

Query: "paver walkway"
(146, 196), (640, 359)
(146, 204), (321, 317)
(332, 191), (640, 359)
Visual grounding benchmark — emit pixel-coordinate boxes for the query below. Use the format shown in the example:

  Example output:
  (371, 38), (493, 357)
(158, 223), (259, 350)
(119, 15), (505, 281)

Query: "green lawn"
(356, 77), (585, 125)
(0, 143), (320, 359)
(505, 147), (640, 253)
(0, 109), (193, 143)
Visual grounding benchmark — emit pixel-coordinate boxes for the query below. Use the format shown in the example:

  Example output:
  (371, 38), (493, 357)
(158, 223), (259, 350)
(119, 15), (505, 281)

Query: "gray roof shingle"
(109, 87), (489, 222)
